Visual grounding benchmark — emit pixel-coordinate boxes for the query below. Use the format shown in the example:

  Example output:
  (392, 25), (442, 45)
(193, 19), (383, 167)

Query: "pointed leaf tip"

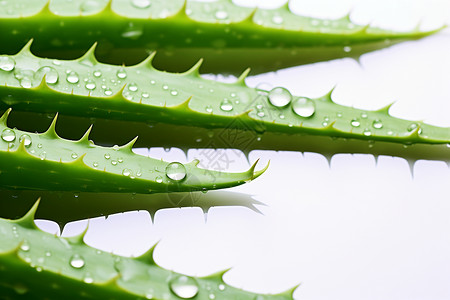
(0, 108), (12, 125)
(135, 51), (157, 69)
(43, 113), (59, 138)
(121, 136), (138, 151)
(249, 159), (270, 180)
(13, 199), (40, 229)
(236, 68), (251, 85)
(184, 58), (204, 76)
(18, 39), (34, 56)
(78, 125), (93, 144)
(66, 220), (89, 244)
(135, 241), (159, 265)
(78, 42), (99, 65)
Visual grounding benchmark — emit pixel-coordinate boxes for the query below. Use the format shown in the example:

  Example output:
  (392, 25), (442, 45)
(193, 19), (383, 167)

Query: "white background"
(37, 0), (450, 299)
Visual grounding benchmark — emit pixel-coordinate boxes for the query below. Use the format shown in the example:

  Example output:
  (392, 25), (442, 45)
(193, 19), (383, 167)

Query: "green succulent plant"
(0, 0), (448, 299)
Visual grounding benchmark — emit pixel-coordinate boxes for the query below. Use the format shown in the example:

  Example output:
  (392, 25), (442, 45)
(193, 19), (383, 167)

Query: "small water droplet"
(104, 88), (113, 96)
(220, 99), (233, 112)
(19, 134), (32, 147)
(83, 274), (94, 284)
(45, 251), (51, 257)
(39, 152), (46, 160)
(0, 56), (15, 71)
(272, 15), (284, 24)
(111, 160), (118, 166)
(20, 240), (30, 252)
(93, 70), (102, 77)
(132, 0), (151, 8)
(218, 284), (225, 291)
(407, 123), (418, 132)
(361, 112), (368, 119)
(104, 153), (111, 159)
(372, 119), (383, 129)
(85, 80), (96, 90)
(257, 111), (265, 118)
(162, 84), (169, 90)
(52, 60), (61, 66)
(122, 24), (143, 39)
(269, 87), (292, 107)
(71, 153), (78, 159)
(67, 71), (79, 84)
(215, 10), (228, 20)
(170, 90), (178, 96)
(122, 169), (132, 176)
(118, 158), (123, 163)
(205, 105), (213, 113)
(128, 82), (138, 92)
(343, 46), (352, 53)
(169, 275), (199, 299)
(166, 162), (187, 181)
(116, 68), (127, 79)
(93, 162), (99, 168)
(156, 176), (163, 183)
(35, 66), (59, 84)
(13, 284), (28, 295)
(141, 92), (149, 98)
(1, 129), (16, 142)
(351, 118), (361, 127)
(69, 254), (85, 269)
(292, 97), (315, 117)
(363, 129), (372, 136)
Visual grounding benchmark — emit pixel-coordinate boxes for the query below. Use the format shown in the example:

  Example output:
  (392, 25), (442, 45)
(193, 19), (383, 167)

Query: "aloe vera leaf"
(0, 0), (440, 74)
(1, 44), (449, 161)
(0, 201), (295, 299)
(0, 189), (263, 229)
(0, 108), (267, 194)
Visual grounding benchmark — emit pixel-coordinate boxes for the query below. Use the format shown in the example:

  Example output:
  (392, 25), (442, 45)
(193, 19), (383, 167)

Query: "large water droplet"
(132, 0), (151, 8)
(128, 82), (138, 92)
(85, 79), (96, 90)
(169, 275), (199, 299)
(116, 68), (127, 79)
(1, 129), (16, 142)
(292, 97), (315, 117)
(215, 10), (228, 20)
(269, 87), (292, 107)
(35, 66), (59, 84)
(372, 119), (383, 129)
(67, 71), (79, 84)
(19, 134), (32, 147)
(166, 162), (187, 181)
(14, 69), (34, 88)
(220, 99), (233, 112)
(272, 15), (284, 24)
(351, 118), (360, 127)
(0, 56), (15, 71)
(69, 254), (85, 269)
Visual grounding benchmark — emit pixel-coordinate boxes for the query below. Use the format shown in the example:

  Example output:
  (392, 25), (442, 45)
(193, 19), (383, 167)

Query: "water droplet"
(407, 123), (418, 132)
(1, 129), (16, 143)
(40, 152), (46, 160)
(205, 105), (213, 113)
(343, 46), (352, 53)
(67, 71), (79, 84)
(111, 160), (118, 166)
(162, 84), (169, 90)
(257, 111), (265, 118)
(20, 240), (30, 252)
(220, 99), (233, 112)
(104, 88), (113, 96)
(351, 118), (361, 127)
(80, 0), (102, 13)
(19, 134), (32, 147)
(363, 129), (372, 136)
(279, 114), (285, 119)
(52, 60), (61, 66)
(128, 82), (138, 92)
(13, 284), (28, 295)
(104, 153), (111, 159)
(156, 176), (163, 183)
(122, 169), (132, 176)
(83, 274), (94, 284)
(93, 70), (102, 77)
(45, 251), (51, 257)
(136, 170), (142, 177)
(0, 56), (15, 71)
(116, 68), (127, 79)
(69, 254), (85, 269)
(269, 87), (292, 107)
(122, 24), (143, 39)
(93, 162), (99, 168)
(272, 15), (283, 24)
(85, 80), (96, 90)
(71, 153), (78, 159)
(132, 0), (151, 8)
(361, 112), (368, 119)
(141, 92), (149, 99)
(169, 275), (199, 299)
(166, 162), (187, 181)
(215, 10), (228, 20)
(292, 97), (315, 117)
(170, 90), (178, 96)
(118, 158), (123, 163)
(372, 119), (383, 129)
(35, 66), (59, 84)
